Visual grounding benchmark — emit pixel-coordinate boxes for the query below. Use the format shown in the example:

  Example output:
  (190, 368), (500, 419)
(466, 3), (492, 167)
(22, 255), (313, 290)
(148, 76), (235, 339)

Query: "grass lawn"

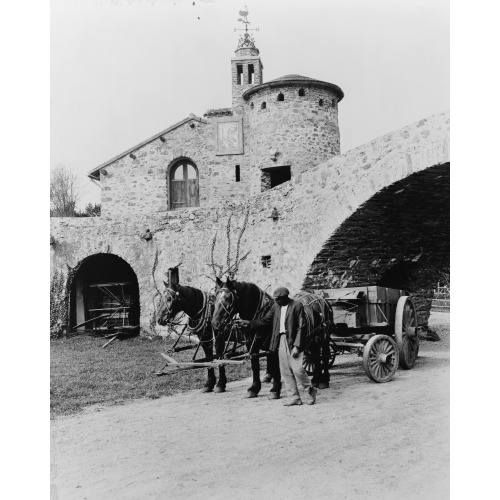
(51, 313), (449, 419)
(51, 335), (253, 418)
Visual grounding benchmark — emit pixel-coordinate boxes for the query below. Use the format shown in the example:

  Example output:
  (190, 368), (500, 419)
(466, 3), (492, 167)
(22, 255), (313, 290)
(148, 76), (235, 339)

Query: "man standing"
(237, 287), (317, 406)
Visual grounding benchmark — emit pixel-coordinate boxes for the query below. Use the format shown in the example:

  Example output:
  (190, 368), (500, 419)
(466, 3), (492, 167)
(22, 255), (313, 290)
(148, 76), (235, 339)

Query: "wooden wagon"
(310, 286), (419, 383)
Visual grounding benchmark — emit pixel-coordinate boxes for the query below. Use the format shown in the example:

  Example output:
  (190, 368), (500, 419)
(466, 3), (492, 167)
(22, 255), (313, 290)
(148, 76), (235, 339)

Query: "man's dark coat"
(249, 298), (307, 352)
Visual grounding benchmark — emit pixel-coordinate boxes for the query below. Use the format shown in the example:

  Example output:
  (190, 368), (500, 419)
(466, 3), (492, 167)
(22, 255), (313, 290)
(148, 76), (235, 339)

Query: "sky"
(51, 0), (449, 208)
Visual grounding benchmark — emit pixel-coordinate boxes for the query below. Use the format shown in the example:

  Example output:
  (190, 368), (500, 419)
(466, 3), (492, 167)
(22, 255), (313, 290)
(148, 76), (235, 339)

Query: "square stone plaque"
(214, 117), (243, 155)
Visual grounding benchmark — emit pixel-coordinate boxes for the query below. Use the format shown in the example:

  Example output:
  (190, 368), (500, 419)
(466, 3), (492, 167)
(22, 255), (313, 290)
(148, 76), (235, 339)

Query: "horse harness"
(215, 286), (274, 356)
(162, 287), (213, 340)
(216, 286), (272, 323)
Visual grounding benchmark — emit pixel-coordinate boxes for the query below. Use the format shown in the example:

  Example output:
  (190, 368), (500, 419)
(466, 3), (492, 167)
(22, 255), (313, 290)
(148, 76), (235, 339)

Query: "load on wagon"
(309, 285), (419, 383)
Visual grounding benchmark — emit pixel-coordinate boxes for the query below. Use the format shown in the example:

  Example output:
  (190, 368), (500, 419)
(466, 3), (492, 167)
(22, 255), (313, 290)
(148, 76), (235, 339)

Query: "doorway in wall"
(69, 253), (140, 333)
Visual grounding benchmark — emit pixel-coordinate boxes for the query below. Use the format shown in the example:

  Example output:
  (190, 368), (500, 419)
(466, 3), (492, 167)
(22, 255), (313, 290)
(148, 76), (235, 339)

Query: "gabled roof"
(88, 114), (208, 180)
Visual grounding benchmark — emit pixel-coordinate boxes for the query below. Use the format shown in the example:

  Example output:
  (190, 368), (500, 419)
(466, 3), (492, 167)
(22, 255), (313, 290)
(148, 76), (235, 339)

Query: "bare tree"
(208, 207), (251, 281)
(50, 164), (79, 217)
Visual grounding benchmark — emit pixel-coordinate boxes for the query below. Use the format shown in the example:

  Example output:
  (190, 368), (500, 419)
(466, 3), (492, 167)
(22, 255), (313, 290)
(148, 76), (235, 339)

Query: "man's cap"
(273, 287), (290, 298)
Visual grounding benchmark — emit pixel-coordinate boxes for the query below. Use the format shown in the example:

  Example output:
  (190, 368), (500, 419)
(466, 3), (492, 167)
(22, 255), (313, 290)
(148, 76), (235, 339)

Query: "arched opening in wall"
(298, 88), (305, 97)
(236, 64), (243, 85)
(250, 102), (254, 109)
(319, 99), (324, 106)
(261, 102), (267, 109)
(169, 159), (200, 209)
(277, 92), (284, 102)
(69, 253), (140, 334)
(303, 163), (450, 327)
(248, 64), (254, 84)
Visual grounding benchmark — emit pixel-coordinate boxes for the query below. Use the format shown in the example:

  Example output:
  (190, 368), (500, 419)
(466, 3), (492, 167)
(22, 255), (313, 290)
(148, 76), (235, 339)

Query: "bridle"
(160, 287), (183, 324)
(214, 286), (271, 325)
(214, 287), (239, 321)
(160, 286), (212, 335)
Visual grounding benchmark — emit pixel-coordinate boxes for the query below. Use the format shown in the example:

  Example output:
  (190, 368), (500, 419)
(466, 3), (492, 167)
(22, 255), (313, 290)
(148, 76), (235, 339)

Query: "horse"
(211, 277), (281, 399)
(293, 291), (333, 389)
(156, 281), (228, 393)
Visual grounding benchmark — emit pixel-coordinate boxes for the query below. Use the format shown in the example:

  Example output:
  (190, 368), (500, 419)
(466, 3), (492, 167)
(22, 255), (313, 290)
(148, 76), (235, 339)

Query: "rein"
(215, 287), (238, 319)
(186, 293), (212, 335)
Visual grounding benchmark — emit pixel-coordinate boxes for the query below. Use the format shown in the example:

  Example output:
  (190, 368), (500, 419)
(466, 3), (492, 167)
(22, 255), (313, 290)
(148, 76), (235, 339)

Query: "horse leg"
(310, 343), (321, 389)
(267, 350), (281, 400)
(262, 353), (273, 383)
(215, 364), (227, 393)
(245, 339), (262, 398)
(214, 331), (227, 393)
(200, 336), (216, 393)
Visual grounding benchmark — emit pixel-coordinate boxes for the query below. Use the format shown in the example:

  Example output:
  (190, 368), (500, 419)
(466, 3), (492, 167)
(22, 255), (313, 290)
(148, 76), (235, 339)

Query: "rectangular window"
(235, 165), (240, 182)
(261, 166), (291, 191)
(261, 255), (272, 268)
(248, 64), (254, 84)
(270, 166), (291, 188)
(237, 65), (243, 85)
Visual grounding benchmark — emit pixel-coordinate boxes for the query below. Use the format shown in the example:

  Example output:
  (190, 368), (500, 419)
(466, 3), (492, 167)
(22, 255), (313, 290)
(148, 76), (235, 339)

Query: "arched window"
(169, 159), (199, 209)
(319, 99), (324, 106)
(261, 102), (267, 109)
(250, 102), (254, 109)
(298, 88), (305, 97)
(277, 92), (284, 102)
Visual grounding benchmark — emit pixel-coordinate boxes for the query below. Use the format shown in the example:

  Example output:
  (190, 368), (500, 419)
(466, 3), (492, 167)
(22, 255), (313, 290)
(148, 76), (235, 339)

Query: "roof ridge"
(88, 114), (207, 179)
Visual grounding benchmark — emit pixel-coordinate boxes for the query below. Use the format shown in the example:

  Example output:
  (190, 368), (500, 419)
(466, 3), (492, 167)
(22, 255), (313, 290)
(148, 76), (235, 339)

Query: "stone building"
(50, 29), (450, 337)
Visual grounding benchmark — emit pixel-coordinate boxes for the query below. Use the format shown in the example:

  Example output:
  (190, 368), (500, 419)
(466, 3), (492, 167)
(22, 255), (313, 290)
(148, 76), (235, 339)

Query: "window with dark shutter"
(169, 160), (200, 210)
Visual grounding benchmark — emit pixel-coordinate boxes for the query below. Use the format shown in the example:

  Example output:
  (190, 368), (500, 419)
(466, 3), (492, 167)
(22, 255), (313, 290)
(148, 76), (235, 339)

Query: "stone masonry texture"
(51, 110), (450, 335)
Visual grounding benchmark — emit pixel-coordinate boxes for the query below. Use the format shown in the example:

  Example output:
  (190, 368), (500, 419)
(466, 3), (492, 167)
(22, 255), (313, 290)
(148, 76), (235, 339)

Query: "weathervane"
(234, 6), (259, 49)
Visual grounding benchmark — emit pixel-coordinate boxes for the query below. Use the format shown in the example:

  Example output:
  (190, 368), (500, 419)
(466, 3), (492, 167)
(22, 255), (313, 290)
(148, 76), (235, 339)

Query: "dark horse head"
(211, 277), (236, 331)
(156, 282), (185, 326)
(211, 276), (268, 331)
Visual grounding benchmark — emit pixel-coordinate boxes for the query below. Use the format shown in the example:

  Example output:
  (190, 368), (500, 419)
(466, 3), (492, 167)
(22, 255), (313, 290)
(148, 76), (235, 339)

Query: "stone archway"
(69, 253), (140, 333)
(303, 163), (450, 327)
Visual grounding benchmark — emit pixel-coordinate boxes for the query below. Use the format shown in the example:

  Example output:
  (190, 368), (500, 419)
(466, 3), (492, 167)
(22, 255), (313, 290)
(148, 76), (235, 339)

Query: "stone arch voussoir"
(302, 161), (450, 327)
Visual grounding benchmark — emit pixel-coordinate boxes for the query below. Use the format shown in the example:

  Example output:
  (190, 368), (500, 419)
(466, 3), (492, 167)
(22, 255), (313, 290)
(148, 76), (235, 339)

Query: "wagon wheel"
(395, 296), (419, 369)
(303, 346), (317, 376)
(362, 334), (399, 383)
(328, 337), (337, 369)
(303, 338), (336, 375)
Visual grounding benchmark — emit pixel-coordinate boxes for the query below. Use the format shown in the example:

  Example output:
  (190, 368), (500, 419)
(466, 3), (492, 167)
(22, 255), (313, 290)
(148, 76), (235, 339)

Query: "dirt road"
(51, 314), (449, 500)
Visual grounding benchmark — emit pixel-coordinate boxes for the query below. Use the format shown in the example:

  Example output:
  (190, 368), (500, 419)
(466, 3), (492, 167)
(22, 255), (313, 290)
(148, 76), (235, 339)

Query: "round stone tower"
(243, 74), (344, 191)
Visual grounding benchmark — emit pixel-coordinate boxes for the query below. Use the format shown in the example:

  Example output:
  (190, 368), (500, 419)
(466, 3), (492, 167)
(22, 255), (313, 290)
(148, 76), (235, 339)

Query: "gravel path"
(51, 314), (449, 500)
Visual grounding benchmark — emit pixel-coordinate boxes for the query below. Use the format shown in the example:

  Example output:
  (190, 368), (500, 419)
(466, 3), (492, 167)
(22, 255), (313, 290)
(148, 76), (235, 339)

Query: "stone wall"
(50, 112), (450, 335)
(231, 46), (263, 107)
(100, 115), (253, 218)
(98, 80), (342, 216)
(303, 163), (450, 325)
(245, 84), (340, 185)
